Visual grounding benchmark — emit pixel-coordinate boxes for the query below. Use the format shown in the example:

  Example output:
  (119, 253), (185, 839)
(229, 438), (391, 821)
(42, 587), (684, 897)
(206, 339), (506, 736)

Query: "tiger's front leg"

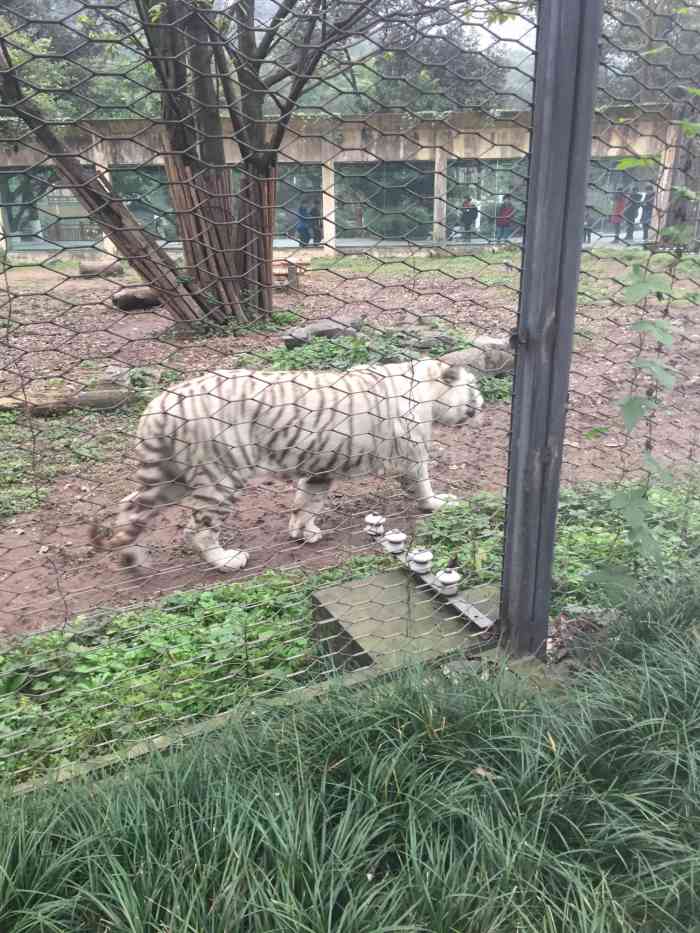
(289, 477), (333, 543)
(400, 462), (459, 513)
(185, 481), (249, 572)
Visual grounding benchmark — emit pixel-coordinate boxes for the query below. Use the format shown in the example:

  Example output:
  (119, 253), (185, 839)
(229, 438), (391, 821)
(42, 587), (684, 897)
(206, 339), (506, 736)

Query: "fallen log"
(78, 259), (126, 278)
(0, 387), (133, 418)
(111, 286), (162, 312)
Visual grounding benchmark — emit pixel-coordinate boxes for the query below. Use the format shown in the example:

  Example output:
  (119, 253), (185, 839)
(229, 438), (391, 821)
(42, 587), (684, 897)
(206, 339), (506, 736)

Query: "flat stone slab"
(312, 570), (498, 673)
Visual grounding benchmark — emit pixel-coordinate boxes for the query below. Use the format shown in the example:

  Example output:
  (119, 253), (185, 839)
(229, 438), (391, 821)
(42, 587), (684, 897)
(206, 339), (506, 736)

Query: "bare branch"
(211, 41), (250, 152)
(256, 0), (304, 61)
(263, 0), (377, 89)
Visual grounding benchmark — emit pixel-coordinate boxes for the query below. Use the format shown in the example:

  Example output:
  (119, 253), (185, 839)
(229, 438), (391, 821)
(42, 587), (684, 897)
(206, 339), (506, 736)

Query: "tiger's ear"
(442, 364), (463, 385)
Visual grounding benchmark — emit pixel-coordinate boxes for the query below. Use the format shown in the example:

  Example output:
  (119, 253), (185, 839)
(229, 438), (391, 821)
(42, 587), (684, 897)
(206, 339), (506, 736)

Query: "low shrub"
(417, 478), (700, 610)
(0, 557), (385, 782)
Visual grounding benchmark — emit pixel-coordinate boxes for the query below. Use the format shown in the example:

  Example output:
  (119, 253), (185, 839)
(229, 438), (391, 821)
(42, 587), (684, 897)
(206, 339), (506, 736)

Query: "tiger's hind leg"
(186, 478), (249, 572)
(289, 477), (334, 544)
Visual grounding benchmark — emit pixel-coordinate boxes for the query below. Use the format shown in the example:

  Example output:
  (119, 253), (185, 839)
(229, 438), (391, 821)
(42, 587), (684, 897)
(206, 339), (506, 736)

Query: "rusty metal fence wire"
(0, 0), (698, 788)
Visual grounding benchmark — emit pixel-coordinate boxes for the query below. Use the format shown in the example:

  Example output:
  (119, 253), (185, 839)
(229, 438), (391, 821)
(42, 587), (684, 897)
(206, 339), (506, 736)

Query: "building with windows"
(0, 106), (673, 256)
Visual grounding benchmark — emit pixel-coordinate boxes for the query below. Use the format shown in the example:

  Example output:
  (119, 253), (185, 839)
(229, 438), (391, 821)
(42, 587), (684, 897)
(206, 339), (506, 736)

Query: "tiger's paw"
(420, 493), (461, 512)
(119, 545), (152, 572)
(289, 519), (324, 544)
(303, 526), (324, 544)
(214, 549), (249, 573)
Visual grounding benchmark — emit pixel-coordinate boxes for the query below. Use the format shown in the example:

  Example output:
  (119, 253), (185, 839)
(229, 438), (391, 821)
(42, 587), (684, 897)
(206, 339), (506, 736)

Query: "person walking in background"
(461, 196), (478, 242)
(641, 184), (655, 242)
(610, 187), (625, 242)
(583, 206), (593, 244)
(624, 188), (642, 242)
(294, 199), (312, 245)
(495, 193), (515, 243)
(310, 196), (323, 245)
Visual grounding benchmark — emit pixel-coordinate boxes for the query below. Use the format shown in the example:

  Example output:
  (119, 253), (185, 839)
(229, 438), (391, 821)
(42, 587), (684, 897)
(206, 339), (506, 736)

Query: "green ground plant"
(167, 307), (301, 339)
(1, 575), (699, 931)
(417, 478), (700, 610)
(238, 333), (513, 402)
(0, 556), (386, 782)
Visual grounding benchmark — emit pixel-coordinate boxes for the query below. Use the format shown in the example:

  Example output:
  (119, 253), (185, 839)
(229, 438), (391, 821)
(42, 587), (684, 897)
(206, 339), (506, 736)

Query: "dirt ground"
(1, 260), (699, 636)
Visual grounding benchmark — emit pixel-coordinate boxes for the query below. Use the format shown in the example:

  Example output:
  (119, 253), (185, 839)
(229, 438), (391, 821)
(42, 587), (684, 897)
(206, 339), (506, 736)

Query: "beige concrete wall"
(0, 107), (671, 170)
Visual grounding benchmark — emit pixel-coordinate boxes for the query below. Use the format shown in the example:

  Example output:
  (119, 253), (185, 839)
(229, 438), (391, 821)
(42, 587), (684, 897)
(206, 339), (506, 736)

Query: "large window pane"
(447, 158), (528, 239)
(335, 161), (435, 241)
(0, 167), (101, 249)
(276, 164), (323, 241)
(586, 157), (657, 237)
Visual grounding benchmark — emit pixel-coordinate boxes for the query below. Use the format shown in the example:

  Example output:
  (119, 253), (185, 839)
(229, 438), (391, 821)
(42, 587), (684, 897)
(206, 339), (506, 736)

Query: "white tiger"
(91, 359), (483, 572)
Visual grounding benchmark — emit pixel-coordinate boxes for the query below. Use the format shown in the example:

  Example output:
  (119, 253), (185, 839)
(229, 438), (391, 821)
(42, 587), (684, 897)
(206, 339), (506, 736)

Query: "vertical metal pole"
(433, 147), (448, 242)
(500, 0), (604, 657)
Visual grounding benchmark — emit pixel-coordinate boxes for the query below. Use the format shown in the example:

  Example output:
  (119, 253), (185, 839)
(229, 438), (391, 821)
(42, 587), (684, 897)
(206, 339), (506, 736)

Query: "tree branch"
(263, 0), (378, 89)
(256, 0), (304, 62)
(211, 41), (251, 156)
(0, 34), (206, 325)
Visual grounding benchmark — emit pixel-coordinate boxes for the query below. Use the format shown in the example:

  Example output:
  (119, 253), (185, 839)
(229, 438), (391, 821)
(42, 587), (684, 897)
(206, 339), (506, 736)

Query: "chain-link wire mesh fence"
(0, 0), (697, 789)
(553, 0), (700, 650)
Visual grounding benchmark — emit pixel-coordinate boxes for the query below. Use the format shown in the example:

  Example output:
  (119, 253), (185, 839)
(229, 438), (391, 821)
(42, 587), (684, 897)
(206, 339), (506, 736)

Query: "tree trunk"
(163, 156), (244, 324)
(658, 102), (699, 248)
(234, 161), (277, 320)
(161, 157), (278, 326)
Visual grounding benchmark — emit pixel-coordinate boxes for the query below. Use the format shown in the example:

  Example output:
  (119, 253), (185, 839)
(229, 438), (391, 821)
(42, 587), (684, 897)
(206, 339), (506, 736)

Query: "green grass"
(0, 408), (141, 518)
(1, 576), (700, 931)
(309, 251), (517, 277)
(309, 248), (699, 309)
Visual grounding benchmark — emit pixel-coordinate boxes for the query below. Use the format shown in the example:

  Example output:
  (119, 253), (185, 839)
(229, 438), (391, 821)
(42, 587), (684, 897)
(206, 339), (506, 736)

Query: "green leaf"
(615, 157), (658, 170)
(683, 86), (700, 97)
(619, 395), (656, 432)
(623, 273), (672, 304)
(660, 224), (694, 245)
(679, 120), (700, 139)
(630, 359), (678, 390)
(629, 320), (674, 346)
(609, 486), (661, 562)
(672, 185), (699, 202)
(642, 453), (673, 482)
(584, 426), (609, 439)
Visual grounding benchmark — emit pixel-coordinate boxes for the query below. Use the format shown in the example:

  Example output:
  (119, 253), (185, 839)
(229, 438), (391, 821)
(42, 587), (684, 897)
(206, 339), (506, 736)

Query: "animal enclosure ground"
(1, 250), (699, 636)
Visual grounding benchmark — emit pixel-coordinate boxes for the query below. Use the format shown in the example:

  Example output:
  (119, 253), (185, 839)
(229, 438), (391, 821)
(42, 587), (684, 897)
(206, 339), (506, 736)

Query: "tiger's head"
(432, 363), (484, 427)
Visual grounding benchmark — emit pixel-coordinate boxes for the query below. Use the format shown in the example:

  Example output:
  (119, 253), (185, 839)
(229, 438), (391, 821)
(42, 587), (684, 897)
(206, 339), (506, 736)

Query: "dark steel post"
(500, 0), (604, 657)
